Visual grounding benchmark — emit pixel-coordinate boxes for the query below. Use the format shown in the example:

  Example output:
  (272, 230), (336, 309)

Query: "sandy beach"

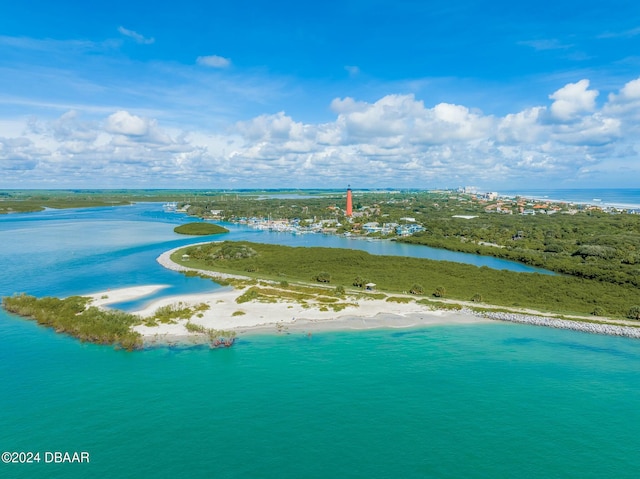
(84, 282), (485, 344)
(77, 246), (488, 343)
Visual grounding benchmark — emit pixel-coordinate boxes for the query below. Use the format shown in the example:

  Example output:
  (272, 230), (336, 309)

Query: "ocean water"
(501, 188), (640, 209)
(2, 320), (640, 478)
(2, 198), (640, 478)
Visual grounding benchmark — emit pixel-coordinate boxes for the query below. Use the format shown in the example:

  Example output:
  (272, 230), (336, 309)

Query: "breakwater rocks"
(478, 311), (640, 339)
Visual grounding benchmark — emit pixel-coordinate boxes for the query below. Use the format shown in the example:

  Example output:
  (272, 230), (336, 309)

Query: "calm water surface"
(1, 202), (639, 479)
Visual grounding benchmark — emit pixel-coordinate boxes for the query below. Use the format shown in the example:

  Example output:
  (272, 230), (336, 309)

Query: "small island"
(173, 222), (229, 236)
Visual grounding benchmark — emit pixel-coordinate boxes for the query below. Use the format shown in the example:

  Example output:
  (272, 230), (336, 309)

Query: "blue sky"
(1, 0), (640, 190)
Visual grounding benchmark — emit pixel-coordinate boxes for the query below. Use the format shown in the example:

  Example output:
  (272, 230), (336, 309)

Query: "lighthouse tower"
(346, 185), (353, 217)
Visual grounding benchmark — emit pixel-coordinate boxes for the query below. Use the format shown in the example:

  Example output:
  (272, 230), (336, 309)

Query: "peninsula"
(5, 239), (640, 349)
(86, 241), (640, 345)
(141, 241), (640, 343)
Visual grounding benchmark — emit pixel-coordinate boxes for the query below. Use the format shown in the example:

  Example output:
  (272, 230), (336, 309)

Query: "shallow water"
(2, 319), (640, 478)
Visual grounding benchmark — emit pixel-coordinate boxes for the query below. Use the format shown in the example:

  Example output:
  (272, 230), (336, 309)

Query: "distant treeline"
(0, 190), (231, 214)
(0, 189), (341, 214)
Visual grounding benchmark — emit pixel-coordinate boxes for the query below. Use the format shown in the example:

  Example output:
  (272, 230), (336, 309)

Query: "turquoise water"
(3, 320), (640, 478)
(2, 202), (640, 478)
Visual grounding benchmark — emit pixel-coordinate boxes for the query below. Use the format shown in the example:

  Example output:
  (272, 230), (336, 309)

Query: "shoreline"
(78, 246), (640, 345)
(499, 189), (640, 211)
(89, 283), (488, 345)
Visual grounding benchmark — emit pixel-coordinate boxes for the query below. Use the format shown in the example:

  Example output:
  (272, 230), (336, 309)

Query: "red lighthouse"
(346, 185), (353, 217)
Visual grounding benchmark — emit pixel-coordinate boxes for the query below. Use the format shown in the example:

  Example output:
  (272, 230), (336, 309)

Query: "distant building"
(396, 224), (425, 236)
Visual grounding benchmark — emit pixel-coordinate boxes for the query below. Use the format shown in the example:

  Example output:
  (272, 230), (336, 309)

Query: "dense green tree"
(433, 286), (446, 298)
(315, 272), (331, 283)
(353, 276), (365, 288)
(628, 306), (640, 320)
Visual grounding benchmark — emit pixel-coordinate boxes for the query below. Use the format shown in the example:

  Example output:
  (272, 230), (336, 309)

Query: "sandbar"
(84, 284), (170, 308)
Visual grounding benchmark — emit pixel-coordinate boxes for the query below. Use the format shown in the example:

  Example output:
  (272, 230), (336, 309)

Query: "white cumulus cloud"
(549, 79), (598, 121)
(105, 111), (150, 136)
(4, 77), (640, 188)
(605, 77), (640, 121)
(197, 55), (231, 68)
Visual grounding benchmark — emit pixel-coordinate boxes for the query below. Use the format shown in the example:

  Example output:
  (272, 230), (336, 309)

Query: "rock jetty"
(479, 311), (640, 339)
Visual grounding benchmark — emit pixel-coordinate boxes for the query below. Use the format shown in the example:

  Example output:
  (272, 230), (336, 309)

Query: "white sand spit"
(84, 285), (169, 308)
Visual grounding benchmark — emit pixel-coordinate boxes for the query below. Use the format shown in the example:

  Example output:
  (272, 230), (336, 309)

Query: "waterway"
(0, 202), (550, 303)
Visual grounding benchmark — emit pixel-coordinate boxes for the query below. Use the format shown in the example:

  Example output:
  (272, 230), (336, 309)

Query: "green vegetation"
(352, 276), (368, 288)
(175, 189), (640, 289)
(426, 301), (463, 311)
(173, 222), (229, 235)
(0, 293), (237, 349)
(151, 302), (210, 323)
(171, 240), (640, 319)
(184, 322), (236, 347)
(314, 271), (332, 283)
(386, 296), (413, 304)
(433, 286), (446, 298)
(230, 283), (357, 312)
(0, 189), (248, 214)
(1, 294), (142, 350)
(209, 242), (257, 260)
(399, 209), (640, 287)
(0, 193), (131, 213)
(628, 306), (640, 320)
(236, 288), (262, 304)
